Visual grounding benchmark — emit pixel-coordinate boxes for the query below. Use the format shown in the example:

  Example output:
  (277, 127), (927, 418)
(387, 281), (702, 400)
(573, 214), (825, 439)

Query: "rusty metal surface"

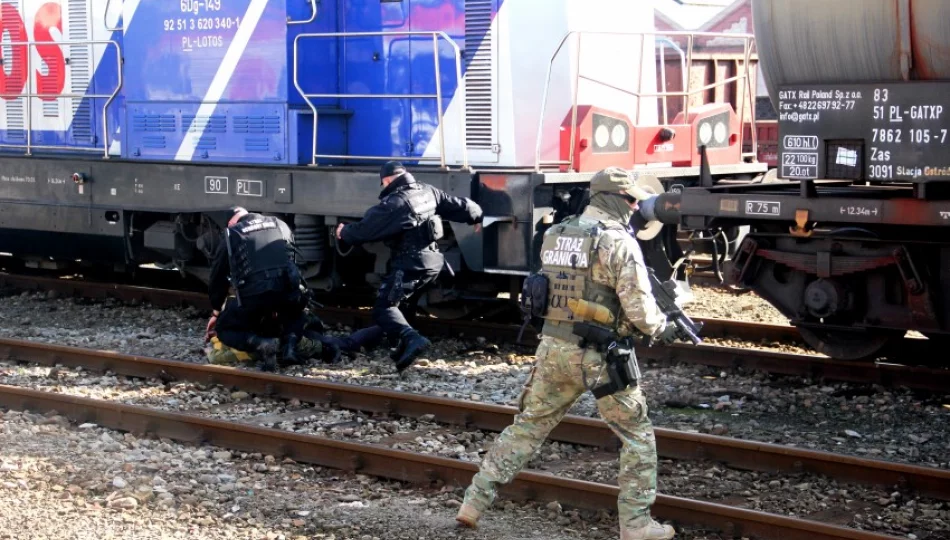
(0, 384), (902, 540)
(0, 272), (208, 308)
(645, 342), (950, 392)
(753, 0), (906, 107)
(909, 0), (950, 79)
(2, 337), (948, 501)
(755, 0), (950, 99)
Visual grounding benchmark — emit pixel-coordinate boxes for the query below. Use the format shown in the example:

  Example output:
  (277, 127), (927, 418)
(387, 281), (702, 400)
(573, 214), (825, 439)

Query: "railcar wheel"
(796, 326), (898, 361)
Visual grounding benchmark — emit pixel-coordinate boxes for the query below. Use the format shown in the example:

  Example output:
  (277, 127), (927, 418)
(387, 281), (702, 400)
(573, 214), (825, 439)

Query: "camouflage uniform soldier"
(456, 167), (677, 540)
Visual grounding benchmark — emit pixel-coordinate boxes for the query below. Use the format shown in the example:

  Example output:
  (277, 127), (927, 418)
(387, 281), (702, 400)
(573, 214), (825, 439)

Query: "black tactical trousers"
(372, 266), (440, 341)
(310, 325), (386, 353)
(216, 290), (307, 351)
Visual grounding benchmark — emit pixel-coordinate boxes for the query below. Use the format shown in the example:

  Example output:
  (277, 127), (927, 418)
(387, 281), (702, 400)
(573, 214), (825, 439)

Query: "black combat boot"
(281, 334), (302, 366)
(248, 336), (280, 372)
(395, 329), (431, 373)
(390, 338), (406, 361)
(387, 331), (406, 360)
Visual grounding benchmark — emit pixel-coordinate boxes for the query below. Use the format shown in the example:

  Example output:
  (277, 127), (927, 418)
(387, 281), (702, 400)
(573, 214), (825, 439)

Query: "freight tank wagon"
(0, 0), (763, 317)
(640, 0), (950, 360)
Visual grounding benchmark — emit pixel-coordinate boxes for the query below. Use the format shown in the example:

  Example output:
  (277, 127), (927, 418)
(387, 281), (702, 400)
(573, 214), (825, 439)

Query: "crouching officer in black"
(208, 207), (309, 371)
(335, 161), (484, 372)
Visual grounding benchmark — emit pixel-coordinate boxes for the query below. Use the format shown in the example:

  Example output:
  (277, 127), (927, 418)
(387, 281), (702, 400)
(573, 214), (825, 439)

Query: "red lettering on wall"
(34, 2), (65, 101)
(0, 4), (28, 98)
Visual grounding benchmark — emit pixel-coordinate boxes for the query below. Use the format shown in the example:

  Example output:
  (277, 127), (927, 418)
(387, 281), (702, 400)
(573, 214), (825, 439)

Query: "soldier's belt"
(542, 320), (621, 350)
(541, 320), (584, 345)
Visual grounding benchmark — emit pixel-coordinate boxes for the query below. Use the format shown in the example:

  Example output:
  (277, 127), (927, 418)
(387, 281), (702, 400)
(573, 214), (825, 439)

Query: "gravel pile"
(0, 362), (946, 539)
(686, 286), (788, 325)
(0, 289), (947, 473)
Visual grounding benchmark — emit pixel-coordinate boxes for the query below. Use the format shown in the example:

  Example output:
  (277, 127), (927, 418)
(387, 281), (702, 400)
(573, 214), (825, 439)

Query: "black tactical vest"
(226, 215), (294, 287)
(390, 184), (443, 254)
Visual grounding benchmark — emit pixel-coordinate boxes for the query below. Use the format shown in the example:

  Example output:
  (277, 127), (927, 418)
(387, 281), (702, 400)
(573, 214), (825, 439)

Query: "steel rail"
(1, 338), (947, 501)
(641, 343), (950, 393)
(0, 384), (900, 540)
(0, 273), (946, 390)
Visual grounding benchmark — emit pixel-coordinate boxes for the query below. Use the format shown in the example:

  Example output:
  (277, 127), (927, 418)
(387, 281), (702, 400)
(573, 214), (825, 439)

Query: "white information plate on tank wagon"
(777, 83), (950, 183)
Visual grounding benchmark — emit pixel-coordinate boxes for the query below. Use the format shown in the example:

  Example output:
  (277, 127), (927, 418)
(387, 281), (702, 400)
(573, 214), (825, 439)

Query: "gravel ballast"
(0, 361), (946, 539)
(0, 288), (945, 472)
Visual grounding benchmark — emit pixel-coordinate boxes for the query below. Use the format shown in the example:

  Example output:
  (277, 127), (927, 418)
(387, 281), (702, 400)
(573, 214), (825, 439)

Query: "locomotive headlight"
(714, 122), (727, 144)
(699, 122), (713, 144)
(590, 112), (630, 154)
(595, 124), (610, 148)
(611, 124), (627, 147)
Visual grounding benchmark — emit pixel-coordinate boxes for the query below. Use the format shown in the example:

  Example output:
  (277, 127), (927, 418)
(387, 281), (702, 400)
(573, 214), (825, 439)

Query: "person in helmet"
(335, 162), (484, 372)
(206, 207), (309, 371)
(456, 167), (678, 540)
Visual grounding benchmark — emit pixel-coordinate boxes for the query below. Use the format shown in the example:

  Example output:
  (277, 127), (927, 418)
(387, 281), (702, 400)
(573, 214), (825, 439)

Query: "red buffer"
(559, 103), (743, 172)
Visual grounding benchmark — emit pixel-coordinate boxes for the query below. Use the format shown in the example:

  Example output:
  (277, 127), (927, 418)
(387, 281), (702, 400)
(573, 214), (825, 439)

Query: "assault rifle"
(647, 269), (703, 345)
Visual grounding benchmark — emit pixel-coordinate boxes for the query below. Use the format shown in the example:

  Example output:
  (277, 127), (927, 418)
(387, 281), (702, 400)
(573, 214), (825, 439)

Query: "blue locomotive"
(0, 0), (763, 318)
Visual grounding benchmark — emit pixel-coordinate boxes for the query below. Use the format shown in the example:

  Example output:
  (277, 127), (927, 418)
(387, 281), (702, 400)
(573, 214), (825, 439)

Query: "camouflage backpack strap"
(585, 224), (624, 319)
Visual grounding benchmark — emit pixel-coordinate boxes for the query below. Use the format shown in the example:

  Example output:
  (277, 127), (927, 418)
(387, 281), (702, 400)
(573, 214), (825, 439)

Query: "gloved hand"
(305, 311), (327, 334)
(320, 337), (342, 364)
(653, 323), (679, 346)
(204, 311), (219, 343)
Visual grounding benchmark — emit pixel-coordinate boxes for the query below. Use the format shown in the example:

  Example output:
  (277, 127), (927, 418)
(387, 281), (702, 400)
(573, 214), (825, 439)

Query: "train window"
(824, 140), (864, 181)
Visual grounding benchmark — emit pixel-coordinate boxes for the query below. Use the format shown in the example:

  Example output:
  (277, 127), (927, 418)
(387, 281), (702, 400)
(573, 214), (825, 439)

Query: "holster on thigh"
(385, 270), (406, 306)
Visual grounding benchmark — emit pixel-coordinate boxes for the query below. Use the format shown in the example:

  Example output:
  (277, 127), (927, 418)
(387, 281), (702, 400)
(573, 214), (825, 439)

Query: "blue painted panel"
(289, 108), (349, 165)
(6, 0), (505, 165)
(121, 0), (290, 162)
(338, 1), (412, 161)
(409, 0), (466, 160)
(125, 103), (287, 164)
(287, 0), (339, 108)
(123, 0), (288, 103)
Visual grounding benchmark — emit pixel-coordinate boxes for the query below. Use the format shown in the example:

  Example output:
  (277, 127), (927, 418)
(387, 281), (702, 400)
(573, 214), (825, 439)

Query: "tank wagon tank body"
(0, 0), (764, 318)
(645, 0), (950, 359)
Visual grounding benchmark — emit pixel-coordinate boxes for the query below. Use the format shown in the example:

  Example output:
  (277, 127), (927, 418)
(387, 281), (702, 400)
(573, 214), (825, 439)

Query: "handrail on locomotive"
(534, 30), (759, 172)
(292, 31), (468, 171)
(103, 0), (122, 32)
(287, 0), (319, 25)
(0, 39), (123, 159)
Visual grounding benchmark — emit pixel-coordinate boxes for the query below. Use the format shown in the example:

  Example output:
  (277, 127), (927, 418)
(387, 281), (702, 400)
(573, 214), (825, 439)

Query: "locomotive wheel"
(796, 326), (898, 361)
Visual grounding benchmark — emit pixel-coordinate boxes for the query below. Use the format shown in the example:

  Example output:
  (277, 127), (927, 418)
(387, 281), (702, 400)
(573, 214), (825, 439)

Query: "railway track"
(0, 338), (947, 503)
(0, 381), (904, 540)
(1, 272), (947, 392)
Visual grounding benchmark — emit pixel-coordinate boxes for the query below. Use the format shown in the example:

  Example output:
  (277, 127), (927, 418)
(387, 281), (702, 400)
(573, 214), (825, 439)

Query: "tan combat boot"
(455, 502), (481, 529)
(621, 519), (675, 540)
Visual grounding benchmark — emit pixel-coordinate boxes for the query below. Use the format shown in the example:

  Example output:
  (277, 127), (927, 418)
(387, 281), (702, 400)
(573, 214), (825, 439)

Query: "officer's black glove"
(320, 337), (342, 364)
(654, 323), (680, 346)
(305, 310), (327, 334)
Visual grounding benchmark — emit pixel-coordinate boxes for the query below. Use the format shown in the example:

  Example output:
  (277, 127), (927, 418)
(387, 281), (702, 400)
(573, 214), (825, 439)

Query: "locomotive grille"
(68, 0), (93, 143)
(824, 140), (864, 181)
(464, 0), (495, 150)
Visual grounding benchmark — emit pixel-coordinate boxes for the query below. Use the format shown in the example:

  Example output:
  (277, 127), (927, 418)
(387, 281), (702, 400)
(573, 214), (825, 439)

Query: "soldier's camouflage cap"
(589, 167), (652, 201)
